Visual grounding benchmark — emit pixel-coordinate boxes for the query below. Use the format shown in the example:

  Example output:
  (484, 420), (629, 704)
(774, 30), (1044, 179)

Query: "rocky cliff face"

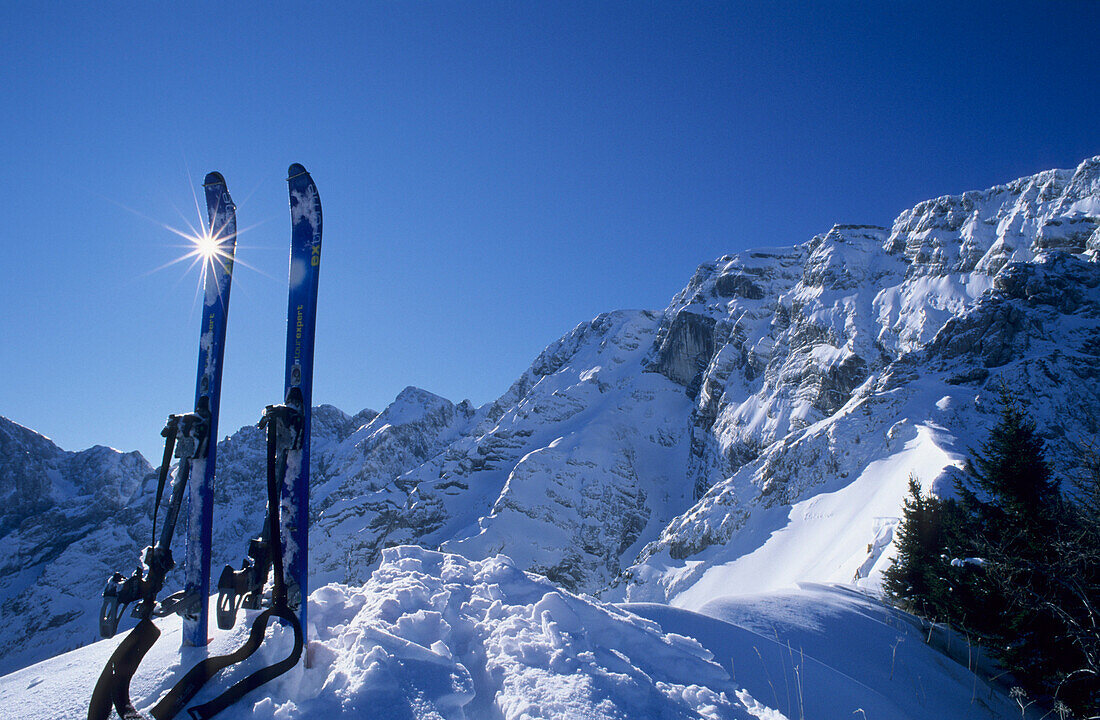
(2, 156), (1098, 674)
(299, 311), (695, 593)
(618, 157), (1100, 605)
(0, 418), (152, 673)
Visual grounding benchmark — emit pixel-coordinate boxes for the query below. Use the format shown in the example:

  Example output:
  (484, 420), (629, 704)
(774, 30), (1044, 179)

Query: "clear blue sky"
(2, 2), (1097, 462)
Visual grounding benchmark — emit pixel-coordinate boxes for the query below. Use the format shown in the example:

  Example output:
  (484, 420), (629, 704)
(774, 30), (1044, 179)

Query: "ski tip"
(287, 163), (309, 181)
(204, 171), (226, 187)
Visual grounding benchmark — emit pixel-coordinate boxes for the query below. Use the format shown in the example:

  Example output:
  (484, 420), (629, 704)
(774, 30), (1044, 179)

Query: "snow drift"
(0, 547), (1032, 719)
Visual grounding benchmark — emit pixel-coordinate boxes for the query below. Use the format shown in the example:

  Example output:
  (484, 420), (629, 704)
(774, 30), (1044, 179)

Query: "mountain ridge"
(1, 155), (1098, 675)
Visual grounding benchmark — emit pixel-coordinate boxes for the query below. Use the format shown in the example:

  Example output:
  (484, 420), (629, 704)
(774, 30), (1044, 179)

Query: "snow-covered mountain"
(0, 417), (153, 674)
(343, 155), (1100, 606)
(620, 159), (1100, 606)
(1, 156), (1098, 692)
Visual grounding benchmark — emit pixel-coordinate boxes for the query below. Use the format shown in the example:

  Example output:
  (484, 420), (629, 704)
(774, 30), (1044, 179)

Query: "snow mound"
(304, 546), (758, 719)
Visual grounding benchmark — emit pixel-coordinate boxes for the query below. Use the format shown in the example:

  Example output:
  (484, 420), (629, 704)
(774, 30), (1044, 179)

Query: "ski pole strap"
(179, 606), (302, 720)
(109, 618), (162, 720)
(150, 417), (179, 546)
(87, 617), (161, 720)
(145, 604), (279, 720)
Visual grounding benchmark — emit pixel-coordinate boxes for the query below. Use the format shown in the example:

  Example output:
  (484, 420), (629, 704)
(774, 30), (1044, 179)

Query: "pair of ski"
(89, 164), (322, 720)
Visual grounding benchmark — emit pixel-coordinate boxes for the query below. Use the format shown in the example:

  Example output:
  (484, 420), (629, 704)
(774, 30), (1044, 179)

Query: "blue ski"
(182, 172), (238, 646)
(281, 163), (322, 645)
(89, 172), (237, 719)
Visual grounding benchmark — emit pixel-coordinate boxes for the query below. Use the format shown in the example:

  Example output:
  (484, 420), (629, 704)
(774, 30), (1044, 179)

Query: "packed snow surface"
(1, 547), (1031, 719)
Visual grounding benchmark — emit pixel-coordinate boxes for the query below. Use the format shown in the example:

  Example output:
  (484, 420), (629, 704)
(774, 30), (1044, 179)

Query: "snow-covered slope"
(376, 310), (698, 593)
(0, 547), (1034, 720)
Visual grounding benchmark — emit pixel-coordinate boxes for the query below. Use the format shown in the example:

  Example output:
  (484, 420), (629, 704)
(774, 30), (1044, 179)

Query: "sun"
(146, 221), (236, 289)
(134, 171), (272, 291)
(186, 225), (233, 275)
(194, 230), (222, 262)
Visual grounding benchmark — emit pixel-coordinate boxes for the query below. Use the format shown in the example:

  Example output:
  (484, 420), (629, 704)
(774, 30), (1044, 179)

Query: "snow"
(0, 547), (1032, 719)
(0, 548), (752, 719)
(635, 422), (966, 608)
(873, 273), (993, 354)
(290, 187), (320, 233)
(629, 583), (1033, 719)
(3, 156), (1100, 715)
(685, 427), (948, 603)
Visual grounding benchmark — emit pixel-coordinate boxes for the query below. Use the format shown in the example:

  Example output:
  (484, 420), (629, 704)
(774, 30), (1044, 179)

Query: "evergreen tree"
(1048, 443), (1100, 714)
(957, 389), (1060, 539)
(884, 475), (976, 627)
(955, 391), (1078, 709)
(885, 389), (1099, 715)
(884, 476), (952, 617)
